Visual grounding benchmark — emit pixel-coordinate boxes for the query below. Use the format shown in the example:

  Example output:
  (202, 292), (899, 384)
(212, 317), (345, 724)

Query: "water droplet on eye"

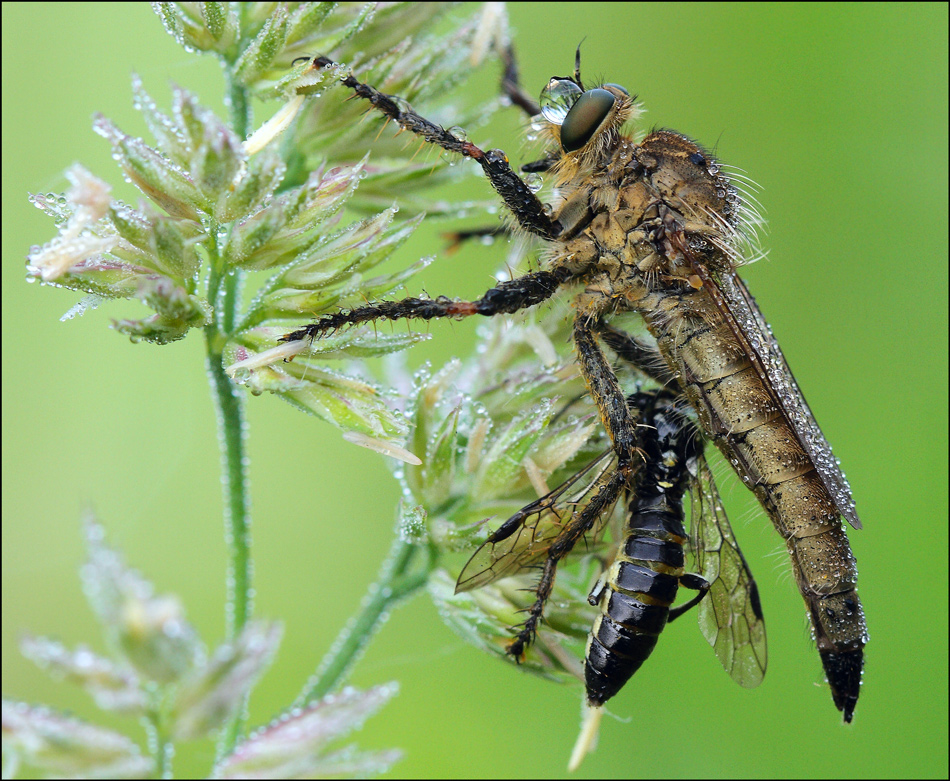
(539, 78), (583, 126)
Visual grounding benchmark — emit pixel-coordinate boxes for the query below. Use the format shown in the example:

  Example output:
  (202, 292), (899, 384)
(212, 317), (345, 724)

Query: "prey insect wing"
(689, 454), (767, 688)
(455, 447), (619, 594)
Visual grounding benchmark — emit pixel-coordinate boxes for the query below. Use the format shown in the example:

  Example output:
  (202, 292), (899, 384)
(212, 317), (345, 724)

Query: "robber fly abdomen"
(547, 122), (865, 719)
(636, 272), (865, 719)
(585, 390), (709, 706)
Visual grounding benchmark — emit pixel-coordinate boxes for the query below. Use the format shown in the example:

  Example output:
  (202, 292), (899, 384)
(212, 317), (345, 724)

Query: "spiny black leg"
(508, 464), (632, 659)
(447, 41), (556, 250)
(309, 56), (562, 240)
(281, 267), (573, 343)
(573, 317), (641, 468)
(596, 322), (677, 387)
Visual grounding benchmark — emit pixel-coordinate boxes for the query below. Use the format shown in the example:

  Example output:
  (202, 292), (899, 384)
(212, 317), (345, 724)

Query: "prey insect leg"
(508, 464), (632, 658)
(596, 322), (677, 387)
(308, 57), (562, 240)
(666, 573), (711, 621)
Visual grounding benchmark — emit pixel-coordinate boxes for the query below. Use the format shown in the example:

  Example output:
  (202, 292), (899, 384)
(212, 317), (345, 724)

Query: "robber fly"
(283, 46), (866, 721)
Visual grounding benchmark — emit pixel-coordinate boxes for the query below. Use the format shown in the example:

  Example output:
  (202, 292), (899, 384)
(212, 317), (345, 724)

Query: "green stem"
(204, 287), (252, 760)
(143, 693), (173, 779)
(206, 346), (252, 640)
(296, 538), (433, 706)
(205, 68), (253, 761)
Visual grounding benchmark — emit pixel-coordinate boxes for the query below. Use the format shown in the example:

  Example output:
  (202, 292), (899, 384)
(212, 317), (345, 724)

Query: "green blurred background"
(3, 3), (947, 778)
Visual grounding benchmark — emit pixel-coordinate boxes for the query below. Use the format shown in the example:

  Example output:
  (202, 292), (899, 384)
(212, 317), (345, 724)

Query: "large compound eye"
(560, 88), (616, 152)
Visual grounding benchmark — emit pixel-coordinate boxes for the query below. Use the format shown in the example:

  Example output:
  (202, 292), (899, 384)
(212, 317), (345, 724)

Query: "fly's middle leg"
(281, 267), (573, 343)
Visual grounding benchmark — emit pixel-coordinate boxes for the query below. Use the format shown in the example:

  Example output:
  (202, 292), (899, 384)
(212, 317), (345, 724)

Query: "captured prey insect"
(456, 382), (767, 708)
(282, 46), (866, 720)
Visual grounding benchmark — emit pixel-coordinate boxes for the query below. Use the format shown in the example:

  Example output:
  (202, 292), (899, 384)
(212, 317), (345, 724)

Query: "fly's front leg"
(497, 43), (557, 174)
(281, 267), (573, 343)
(499, 41), (541, 118)
(309, 57), (562, 240)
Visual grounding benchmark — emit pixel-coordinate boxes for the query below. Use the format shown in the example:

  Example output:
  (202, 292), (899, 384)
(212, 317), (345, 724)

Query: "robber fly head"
(539, 71), (638, 168)
(534, 48), (630, 154)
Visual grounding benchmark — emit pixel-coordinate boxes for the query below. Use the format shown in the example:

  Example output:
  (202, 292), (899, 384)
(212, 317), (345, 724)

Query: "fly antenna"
(574, 38), (587, 87)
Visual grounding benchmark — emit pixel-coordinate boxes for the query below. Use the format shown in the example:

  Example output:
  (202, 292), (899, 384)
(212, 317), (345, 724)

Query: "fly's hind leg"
(596, 322), (677, 387)
(573, 296), (641, 471)
(505, 296), (647, 657)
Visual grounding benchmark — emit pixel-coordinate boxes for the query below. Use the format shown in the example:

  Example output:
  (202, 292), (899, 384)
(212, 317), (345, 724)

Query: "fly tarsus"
(281, 269), (572, 344)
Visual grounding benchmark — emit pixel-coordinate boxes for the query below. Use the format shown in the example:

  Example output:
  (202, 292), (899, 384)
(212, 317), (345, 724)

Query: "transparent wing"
(711, 269), (860, 529)
(455, 448), (619, 593)
(690, 454), (768, 688)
